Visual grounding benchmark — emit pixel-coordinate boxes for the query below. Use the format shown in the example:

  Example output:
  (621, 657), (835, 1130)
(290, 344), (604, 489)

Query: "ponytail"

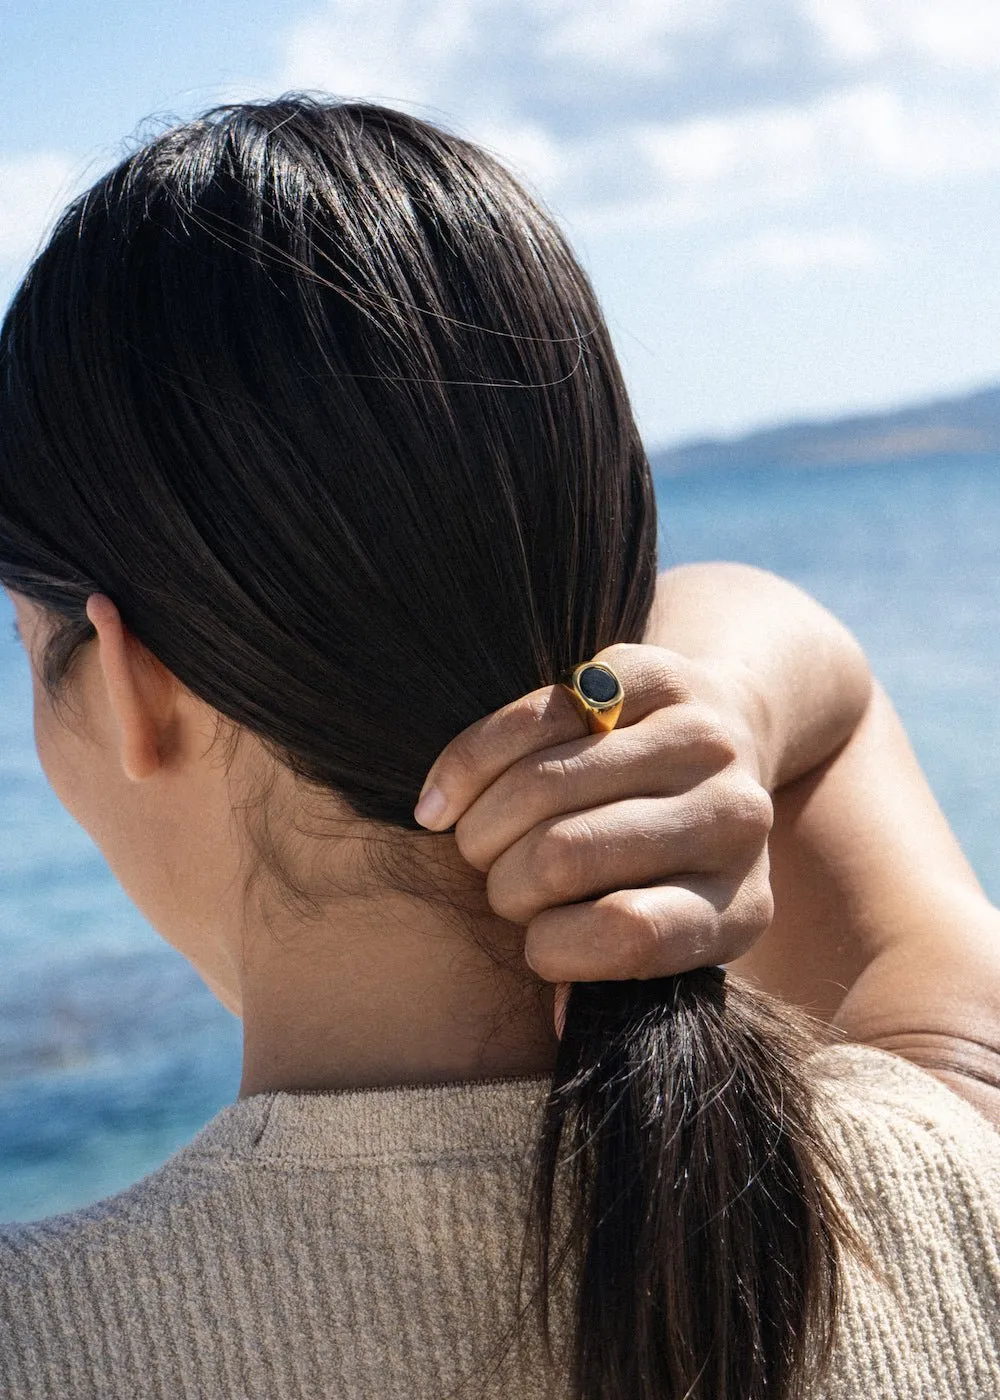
(527, 971), (854, 1400)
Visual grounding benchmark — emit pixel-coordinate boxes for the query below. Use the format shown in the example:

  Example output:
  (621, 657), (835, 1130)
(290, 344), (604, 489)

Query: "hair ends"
(525, 971), (859, 1400)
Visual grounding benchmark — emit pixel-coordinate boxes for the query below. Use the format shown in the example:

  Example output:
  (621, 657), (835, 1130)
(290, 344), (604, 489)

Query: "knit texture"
(1, 1044), (998, 1399)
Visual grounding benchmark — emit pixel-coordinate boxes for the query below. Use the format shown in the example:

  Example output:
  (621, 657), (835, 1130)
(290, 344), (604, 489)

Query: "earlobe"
(85, 593), (167, 783)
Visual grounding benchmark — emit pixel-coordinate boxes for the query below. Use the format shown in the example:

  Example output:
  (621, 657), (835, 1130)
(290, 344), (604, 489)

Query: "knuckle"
(741, 877), (775, 934)
(734, 778), (774, 833)
(661, 704), (739, 772)
(485, 859), (530, 923)
(530, 751), (576, 792)
(524, 690), (561, 737)
(688, 709), (740, 767)
(535, 686), (588, 743)
(753, 883), (776, 931)
(600, 890), (660, 977)
(715, 775), (773, 841)
(598, 642), (693, 707)
(596, 642), (640, 678)
(452, 813), (492, 872)
(440, 727), (479, 785)
(719, 882), (774, 960)
(530, 819), (587, 902)
(522, 919), (565, 983)
(643, 650), (694, 705)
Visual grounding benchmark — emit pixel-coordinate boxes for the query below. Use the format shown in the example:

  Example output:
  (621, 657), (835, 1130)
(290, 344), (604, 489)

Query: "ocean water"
(2, 453), (1000, 1222)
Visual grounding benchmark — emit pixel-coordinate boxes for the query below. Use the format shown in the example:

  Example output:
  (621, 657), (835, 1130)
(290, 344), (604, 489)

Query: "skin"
(742, 678), (1000, 1124)
(9, 592), (560, 1091)
(11, 562), (998, 1124)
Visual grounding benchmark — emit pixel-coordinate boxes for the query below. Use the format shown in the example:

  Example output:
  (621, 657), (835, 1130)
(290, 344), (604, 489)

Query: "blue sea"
(3, 453), (1000, 1222)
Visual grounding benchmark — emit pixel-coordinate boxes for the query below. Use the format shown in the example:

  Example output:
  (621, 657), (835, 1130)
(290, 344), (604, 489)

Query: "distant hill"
(650, 383), (1000, 476)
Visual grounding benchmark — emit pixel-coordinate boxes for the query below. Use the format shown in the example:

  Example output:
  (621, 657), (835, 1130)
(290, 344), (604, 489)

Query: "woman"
(0, 98), (997, 1400)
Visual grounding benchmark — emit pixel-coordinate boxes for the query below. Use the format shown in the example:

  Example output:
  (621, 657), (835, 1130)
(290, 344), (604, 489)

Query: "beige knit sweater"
(1, 1043), (998, 1399)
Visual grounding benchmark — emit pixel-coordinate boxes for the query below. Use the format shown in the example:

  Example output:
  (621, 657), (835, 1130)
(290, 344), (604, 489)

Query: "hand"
(414, 642), (775, 997)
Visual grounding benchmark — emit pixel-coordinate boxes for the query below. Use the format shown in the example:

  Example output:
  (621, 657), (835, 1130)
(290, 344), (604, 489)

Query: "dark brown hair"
(0, 98), (849, 1399)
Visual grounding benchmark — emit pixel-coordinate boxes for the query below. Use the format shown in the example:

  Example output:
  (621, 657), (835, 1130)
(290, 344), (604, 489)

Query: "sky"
(3, 0), (1000, 447)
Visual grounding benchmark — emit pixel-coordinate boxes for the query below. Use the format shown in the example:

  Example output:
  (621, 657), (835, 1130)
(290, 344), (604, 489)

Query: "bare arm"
(649, 565), (1000, 1125)
(645, 562), (872, 791)
(731, 680), (1000, 1123)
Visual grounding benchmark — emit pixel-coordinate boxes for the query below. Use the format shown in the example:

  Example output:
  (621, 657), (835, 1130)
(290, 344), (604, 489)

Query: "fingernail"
(553, 983), (570, 1040)
(414, 786), (449, 829)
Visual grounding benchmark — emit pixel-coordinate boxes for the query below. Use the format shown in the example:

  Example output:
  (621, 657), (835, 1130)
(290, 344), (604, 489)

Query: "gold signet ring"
(560, 662), (625, 735)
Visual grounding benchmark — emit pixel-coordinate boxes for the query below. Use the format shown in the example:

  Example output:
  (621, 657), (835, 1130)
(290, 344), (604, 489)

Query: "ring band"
(559, 661), (625, 734)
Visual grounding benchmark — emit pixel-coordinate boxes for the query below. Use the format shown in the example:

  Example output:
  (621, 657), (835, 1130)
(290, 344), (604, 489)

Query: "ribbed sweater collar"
(179, 1075), (552, 1167)
(173, 1044), (983, 1173)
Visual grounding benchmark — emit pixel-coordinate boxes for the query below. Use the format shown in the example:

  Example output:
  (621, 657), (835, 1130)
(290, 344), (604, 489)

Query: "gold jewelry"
(560, 661), (625, 734)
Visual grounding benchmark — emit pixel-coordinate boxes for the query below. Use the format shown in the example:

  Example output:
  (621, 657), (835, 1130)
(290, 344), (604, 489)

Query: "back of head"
(0, 97), (654, 820)
(0, 97), (850, 1400)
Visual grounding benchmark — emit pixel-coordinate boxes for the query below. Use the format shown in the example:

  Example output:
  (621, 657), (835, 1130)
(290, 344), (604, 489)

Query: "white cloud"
(646, 81), (1000, 191)
(801, 0), (1000, 72)
(0, 153), (77, 268)
(277, 0), (1000, 111)
(539, 0), (730, 77)
(274, 3), (1000, 236)
(836, 85), (1000, 178)
(473, 120), (565, 191)
(277, 0), (1000, 120)
(705, 226), (883, 285)
(277, 0), (476, 103)
(635, 103), (818, 198)
(278, 0), (740, 98)
(576, 84), (1000, 231)
(255, 0), (1000, 440)
(799, 1), (883, 65)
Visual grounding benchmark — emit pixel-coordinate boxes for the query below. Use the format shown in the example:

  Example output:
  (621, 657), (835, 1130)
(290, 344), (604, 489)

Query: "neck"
(237, 859), (559, 1096)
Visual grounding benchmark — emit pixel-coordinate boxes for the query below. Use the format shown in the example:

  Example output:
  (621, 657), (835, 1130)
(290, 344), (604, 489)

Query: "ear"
(85, 593), (178, 783)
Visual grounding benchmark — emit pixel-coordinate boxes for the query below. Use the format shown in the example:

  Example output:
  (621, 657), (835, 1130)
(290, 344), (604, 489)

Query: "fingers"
(485, 784), (773, 925)
(411, 641), (775, 998)
(454, 703), (740, 872)
(413, 642), (694, 831)
(525, 863), (774, 984)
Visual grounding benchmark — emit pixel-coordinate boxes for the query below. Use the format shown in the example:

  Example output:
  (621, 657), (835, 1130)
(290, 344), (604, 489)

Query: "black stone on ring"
(577, 665), (620, 704)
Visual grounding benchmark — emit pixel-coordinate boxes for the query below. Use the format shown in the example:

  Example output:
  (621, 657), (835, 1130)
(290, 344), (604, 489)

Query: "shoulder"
(0, 1098), (270, 1315)
(811, 1041), (1000, 1145)
(0, 1100), (277, 1398)
(0, 1149), (224, 1299)
(0, 1177), (188, 1397)
(809, 1044), (1000, 1392)
(810, 1040), (1000, 1215)
(0, 1093), (275, 1268)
